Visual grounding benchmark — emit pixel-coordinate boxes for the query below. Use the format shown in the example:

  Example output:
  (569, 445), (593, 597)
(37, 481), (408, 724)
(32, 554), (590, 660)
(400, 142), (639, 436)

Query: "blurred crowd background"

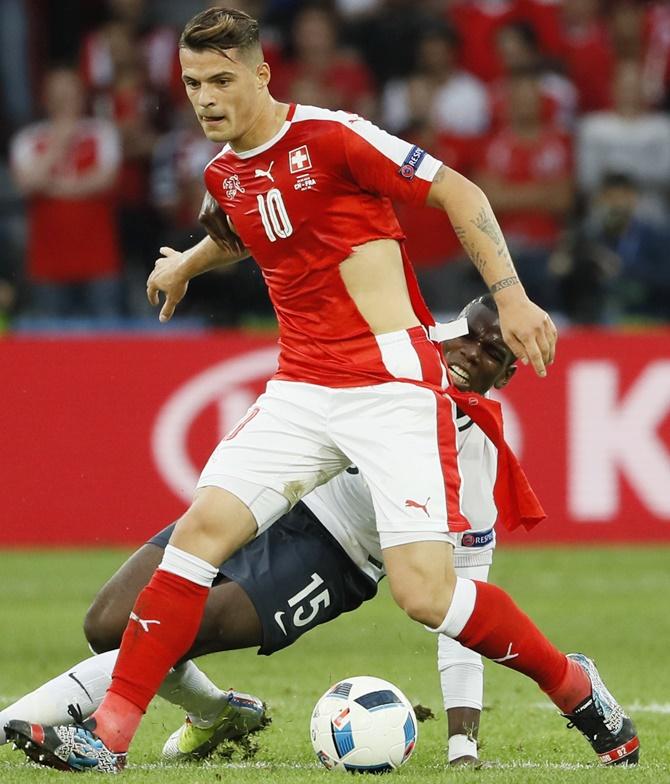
(2, 0), (670, 332)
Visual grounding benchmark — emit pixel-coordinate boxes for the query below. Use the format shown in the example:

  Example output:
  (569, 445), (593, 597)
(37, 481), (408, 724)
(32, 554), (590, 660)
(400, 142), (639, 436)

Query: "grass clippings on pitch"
(0, 545), (668, 783)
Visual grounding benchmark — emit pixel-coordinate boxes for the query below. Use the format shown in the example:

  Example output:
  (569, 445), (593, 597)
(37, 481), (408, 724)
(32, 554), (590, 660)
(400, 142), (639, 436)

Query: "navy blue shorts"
(148, 502), (378, 655)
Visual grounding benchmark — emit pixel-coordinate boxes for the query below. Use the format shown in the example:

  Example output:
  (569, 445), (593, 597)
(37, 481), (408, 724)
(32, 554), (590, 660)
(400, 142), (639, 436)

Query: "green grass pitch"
(0, 546), (668, 783)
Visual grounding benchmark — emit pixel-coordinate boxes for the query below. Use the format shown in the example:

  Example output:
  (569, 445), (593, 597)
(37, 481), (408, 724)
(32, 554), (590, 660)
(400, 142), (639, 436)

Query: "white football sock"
(437, 563), (489, 713)
(438, 635), (484, 711)
(0, 649), (230, 742)
(158, 660), (231, 728)
(0, 649), (117, 744)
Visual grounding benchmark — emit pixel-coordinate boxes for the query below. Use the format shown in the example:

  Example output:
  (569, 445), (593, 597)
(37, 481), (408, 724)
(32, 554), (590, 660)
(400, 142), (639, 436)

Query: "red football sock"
(456, 581), (590, 713)
(89, 692), (142, 754)
(91, 568), (209, 752)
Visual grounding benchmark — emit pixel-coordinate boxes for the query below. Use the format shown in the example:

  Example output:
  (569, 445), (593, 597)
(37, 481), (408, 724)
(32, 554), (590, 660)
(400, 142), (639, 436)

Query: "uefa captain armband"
(398, 146), (427, 180)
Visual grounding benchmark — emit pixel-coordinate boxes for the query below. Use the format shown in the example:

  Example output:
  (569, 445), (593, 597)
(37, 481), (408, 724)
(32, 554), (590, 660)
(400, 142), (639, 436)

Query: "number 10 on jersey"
(257, 189), (293, 242)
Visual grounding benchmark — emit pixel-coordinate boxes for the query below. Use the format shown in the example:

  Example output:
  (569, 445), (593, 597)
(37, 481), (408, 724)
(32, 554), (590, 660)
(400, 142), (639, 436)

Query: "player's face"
(180, 46), (268, 143)
(442, 304), (516, 394)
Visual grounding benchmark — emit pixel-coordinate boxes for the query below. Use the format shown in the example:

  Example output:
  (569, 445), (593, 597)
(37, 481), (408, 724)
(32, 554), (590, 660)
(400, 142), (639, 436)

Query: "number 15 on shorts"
(274, 573), (331, 636)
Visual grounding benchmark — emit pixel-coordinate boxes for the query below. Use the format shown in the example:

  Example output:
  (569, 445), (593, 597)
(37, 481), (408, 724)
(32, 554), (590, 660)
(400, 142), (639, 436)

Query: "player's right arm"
(338, 116), (556, 376)
(147, 192), (250, 322)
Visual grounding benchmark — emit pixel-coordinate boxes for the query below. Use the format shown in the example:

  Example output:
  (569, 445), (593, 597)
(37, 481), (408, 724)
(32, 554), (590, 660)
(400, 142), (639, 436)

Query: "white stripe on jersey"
(292, 104), (442, 182)
(374, 330), (423, 381)
(205, 143), (230, 171)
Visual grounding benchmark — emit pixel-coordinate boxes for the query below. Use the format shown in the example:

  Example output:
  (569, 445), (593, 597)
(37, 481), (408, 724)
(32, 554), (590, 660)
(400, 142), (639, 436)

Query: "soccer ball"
(310, 675), (417, 773)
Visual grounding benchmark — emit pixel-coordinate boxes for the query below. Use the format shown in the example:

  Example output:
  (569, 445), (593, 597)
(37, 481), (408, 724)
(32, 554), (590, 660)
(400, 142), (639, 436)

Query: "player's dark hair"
(460, 294), (498, 319)
(180, 7), (262, 61)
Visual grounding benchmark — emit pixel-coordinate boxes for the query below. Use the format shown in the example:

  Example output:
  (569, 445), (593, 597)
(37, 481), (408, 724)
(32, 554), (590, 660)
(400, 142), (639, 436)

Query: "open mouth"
(201, 114), (225, 124)
(447, 364), (471, 390)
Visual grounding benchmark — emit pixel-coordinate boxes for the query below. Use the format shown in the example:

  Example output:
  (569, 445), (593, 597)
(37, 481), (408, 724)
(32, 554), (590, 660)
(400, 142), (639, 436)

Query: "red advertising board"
(1, 329), (669, 546)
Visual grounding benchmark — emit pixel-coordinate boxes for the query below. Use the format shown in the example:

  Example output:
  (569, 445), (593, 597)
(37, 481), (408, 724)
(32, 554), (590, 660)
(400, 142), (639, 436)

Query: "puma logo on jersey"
(405, 497), (430, 517)
(492, 642), (519, 663)
(129, 611), (161, 633)
(254, 161), (274, 182)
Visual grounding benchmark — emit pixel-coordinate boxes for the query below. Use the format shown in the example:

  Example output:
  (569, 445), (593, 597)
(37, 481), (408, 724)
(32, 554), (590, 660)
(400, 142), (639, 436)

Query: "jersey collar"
(231, 103), (297, 160)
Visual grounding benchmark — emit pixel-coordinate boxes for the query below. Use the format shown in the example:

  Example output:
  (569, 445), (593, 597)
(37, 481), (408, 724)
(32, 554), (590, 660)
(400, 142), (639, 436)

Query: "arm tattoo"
(489, 275), (520, 295)
(455, 205), (518, 279)
(454, 226), (487, 274)
(472, 208), (501, 246)
(432, 165), (447, 185)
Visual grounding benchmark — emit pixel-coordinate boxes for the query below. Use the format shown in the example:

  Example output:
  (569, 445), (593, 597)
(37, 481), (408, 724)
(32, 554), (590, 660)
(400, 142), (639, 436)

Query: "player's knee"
(391, 586), (452, 628)
(170, 488), (257, 561)
(83, 596), (125, 653)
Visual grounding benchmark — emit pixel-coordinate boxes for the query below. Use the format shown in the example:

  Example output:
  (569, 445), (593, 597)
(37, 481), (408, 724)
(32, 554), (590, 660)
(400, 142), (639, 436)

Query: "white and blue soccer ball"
(310, 675), (417, 773)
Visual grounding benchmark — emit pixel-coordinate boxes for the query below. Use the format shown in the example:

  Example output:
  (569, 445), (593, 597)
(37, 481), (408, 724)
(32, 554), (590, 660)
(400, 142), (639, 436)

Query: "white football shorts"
(197, 327), (469, 549)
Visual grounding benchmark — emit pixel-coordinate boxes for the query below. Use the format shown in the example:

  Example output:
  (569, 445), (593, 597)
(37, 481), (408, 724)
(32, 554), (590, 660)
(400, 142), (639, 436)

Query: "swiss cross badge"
(289, 145), (312, 174)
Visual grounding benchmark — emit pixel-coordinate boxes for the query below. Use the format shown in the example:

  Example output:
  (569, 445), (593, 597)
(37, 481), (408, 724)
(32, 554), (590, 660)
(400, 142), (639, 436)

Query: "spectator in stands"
(577, 59), (670, 221)
(447, 0), (517, 83)
(349, 0), (440, 85)
(9, 66), (123, 319)
(642, 1), (670, 109)
(552, 172), (670, 323)
(475, 68), (573, 312)
(524, 0), (614, 112)
(271, 5), (375, 117)
(606, 0), (670, 110)
(80, 0), (180, 112)
(381, 24), (489, 136)
(86, 17), (162, 309)
(491, 21), (577, 131)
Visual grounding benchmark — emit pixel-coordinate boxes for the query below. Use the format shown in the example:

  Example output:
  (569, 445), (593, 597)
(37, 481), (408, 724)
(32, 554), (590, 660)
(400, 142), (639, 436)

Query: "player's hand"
(146, 247), (190, 322)
(495, 294), (557, 377)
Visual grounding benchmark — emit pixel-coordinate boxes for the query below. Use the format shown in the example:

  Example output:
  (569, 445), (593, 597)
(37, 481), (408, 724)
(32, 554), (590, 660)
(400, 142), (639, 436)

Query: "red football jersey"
(204, 104), (444, 387)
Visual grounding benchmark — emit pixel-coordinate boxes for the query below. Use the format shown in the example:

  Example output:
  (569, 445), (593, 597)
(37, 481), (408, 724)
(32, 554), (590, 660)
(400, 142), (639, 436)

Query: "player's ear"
(494, 363), (517, 389)
(256, 62), (270, 89)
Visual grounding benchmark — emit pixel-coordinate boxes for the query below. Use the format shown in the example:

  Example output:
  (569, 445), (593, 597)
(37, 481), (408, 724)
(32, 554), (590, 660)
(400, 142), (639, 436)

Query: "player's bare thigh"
(83, 542), (262, 656)
(339, 238), (421, 334)
(383, 540), (458, 629)
(169, 486), (258, 566)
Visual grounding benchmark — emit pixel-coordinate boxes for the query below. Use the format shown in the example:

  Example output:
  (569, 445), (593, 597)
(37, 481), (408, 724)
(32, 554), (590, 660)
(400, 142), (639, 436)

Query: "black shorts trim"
(148, 502), (378, 655)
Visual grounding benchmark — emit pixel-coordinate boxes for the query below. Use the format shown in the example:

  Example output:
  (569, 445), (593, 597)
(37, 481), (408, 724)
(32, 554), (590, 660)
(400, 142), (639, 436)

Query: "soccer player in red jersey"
(6, 7), (638, 772)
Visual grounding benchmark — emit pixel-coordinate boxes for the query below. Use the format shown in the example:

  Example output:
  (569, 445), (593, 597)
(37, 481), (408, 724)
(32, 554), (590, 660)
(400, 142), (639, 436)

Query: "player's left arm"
(427, 165), (557, 376)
